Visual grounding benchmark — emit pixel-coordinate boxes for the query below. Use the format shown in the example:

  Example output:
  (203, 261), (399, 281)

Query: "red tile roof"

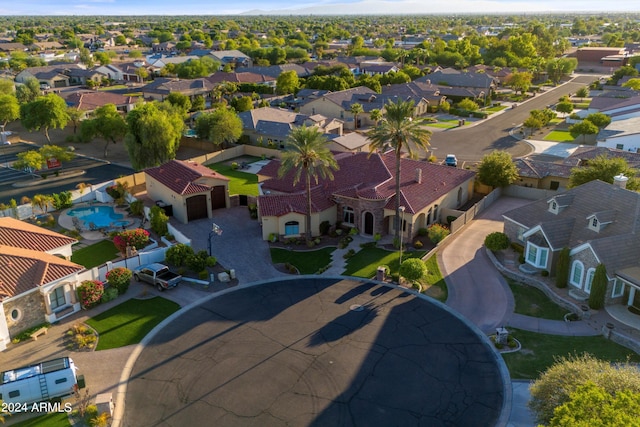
(0, 217), (77, 252)
(145, 160), (229, 195)
(0, 246), (84, 300)
(259, 151), (475, 217)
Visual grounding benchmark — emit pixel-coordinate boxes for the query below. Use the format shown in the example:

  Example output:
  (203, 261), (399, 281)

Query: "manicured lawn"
(507, 278), (567, 320)
(426, 122), (459, 129)
(208, 163), (259, 196)
(11, 412), (70, 427)
(485, 105), (508, 113)
(71, 239), (120, 268)
(549, 118), (563, 124)
(543, 130), (575, 142)
(420, 255), (447, 302)
(270, 247), (335, 274)
(342, 247), (427, 279)
(86, 297), (180, 350)
(502, 328), (640, 379)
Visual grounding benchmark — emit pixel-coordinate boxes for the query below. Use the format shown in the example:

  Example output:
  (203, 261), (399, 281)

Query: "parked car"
(445, 154), (458, 167)
(133, 263), (182, 291)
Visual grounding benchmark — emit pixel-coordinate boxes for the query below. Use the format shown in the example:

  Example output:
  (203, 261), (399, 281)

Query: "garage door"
(186, 195), (208, 221)
(211, 186), (226, 210)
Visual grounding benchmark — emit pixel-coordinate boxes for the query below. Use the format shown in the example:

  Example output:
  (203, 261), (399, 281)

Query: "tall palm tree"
(278, 125), (339, 243)
(369, 109), (382, 127)
(350, 103), (364, 130)
(368, 99), (432, 243)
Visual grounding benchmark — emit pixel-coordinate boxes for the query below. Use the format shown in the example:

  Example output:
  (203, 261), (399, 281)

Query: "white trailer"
(0, 357), (77, 406)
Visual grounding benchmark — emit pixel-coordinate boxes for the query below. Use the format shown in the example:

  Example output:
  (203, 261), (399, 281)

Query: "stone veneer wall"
(4, 291), (46, 337)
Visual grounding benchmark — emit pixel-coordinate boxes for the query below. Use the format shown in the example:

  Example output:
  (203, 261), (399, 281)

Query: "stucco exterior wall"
(145, 175), (189, 224)
(300, 99), (346, 121)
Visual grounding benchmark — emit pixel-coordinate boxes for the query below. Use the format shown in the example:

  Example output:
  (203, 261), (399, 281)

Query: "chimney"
(613, 174), (628, 189)
(415, 168), (422, 184)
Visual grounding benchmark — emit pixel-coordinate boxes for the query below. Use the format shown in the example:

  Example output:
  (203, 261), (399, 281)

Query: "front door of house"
(364, 212), (374, 235)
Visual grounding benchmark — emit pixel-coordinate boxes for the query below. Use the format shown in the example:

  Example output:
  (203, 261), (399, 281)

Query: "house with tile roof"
(596, 116), (640, 153)
(207, 71), (276, 88)
(0, 218), (85, 350)
(144, 160), (230, 224)
(564, 146), (640, 169)
(513, 158), (574, 191)
(141, 77), (217, 101)
(62, 90), (138, 116)
(502, 179), (640, 309)
(257, 151), (475, 240)
(209, 50), (253, 69)
(238, 107), (343, 147)
(15, 64), (87, 88)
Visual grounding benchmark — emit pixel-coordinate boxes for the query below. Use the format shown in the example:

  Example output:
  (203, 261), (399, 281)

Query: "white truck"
(0, 357), (78, 408)
(133, 263), (182, 291)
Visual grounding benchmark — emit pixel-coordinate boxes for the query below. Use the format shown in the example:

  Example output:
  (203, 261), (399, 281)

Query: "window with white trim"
(584, 268), (595, 294)
(570, 261), (584, 288)
(49, 286), (66, 310)
(284, 221), (299, 236)
(343, 207), (355, 225)
(525, 242), (548, 268)
(612, 279), (625, 298)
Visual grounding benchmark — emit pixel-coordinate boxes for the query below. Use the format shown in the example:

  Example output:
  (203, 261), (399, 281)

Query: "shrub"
(417, 227), (428, 236)
(511, 243), (524, 254)
(165, 243), (194, 267)
(343, 249), (356, 259)
(349, 227), (359, 236)
(319, 220), (331, 235)
(105, 267), (132, 295)
(206, 256), (217, 267)
(198, 270), (209, 280)
(113, 228), (150, 254)
(446, 215), (458, 224)
(556, 247), (570, 288)
(427, 223), (450, 243)
(150, 205), (169, 236)
(78, 280), (104, 309)
(129, 199), (144, 216)
(248, 203), (258, 219)
(268, 233), (278, 242)
(373, 233), (382, 242)
(101, 287), (118, 303)
(541, 270), (549, 277)
(414, 240), (423, 249)
(484, 232), (510, 251)
(400, 258), (427, 283)
(52, 191), (73, 210)
(67, 324), (97, 350)
(588, 264), (608, 310)
(186, 250), (209, 272)
(231, 162), (239, 170)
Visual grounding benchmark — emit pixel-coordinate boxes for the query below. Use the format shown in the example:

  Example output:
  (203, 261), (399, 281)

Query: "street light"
(207, 222), (223, 256)
(398, 206), (406, 267)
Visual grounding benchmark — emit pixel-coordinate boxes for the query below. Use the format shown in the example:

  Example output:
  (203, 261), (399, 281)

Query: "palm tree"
(350, 103), (364, 130)
(278, 125), (339, 243)
(368, 99), (432, 243)
(369, 109), (382, 127)
(31, 194), (53, 215)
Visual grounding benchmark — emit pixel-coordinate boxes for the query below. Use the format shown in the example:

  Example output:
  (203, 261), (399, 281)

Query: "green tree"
(622, 78), (640, 90)
(0, 78), (15, 95)
(31, 193), (54, 214)
(166, 92), (192, 113)
(523, 116), (543, 136)
(86, 104), (128, 158)
(124, 102), (183, 170)
(20, 93), (69, 143)
(506, 71), (533, 95)
(568, 120), (599, 143)
(350, 102), (364, 130)
(584, 112), (611, 131)
(569, 154), (639, 190)
(12, 150), (45, 174)
(484, 232), (510, 251)
(399, 258), (427, 284)
(195, 108), (243, 148)
(369, 108), (382, 126)
(555, 247), (570, 289)
(575, 86), (590, 101)
(457, 98), (479, 112)
(555, 101), (573, 116)
(546, 57), (578, 85)
(230, 96), (254, 112)
(66, 106), (84, 134)
(39, 144), (75, 168)
(588, 264), (608, 310)
(549, 382), (640, 427)
(278, 125), (339, 242)
(0, 94), (19, 128)
(276, 70), (299, 95)
(477, 150), (518, 188)
(529, 353), (640, 425)
(191, 95), (206, 112)
(15, 77), (40, 104)
(368, 99), (432, 243)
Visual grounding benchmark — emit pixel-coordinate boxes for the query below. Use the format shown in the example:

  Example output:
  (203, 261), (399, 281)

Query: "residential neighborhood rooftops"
(0, 217), (77, 253)
(144, 160), (229, 196)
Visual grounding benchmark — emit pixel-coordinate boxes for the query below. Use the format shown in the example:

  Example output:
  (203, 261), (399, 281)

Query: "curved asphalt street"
(428, 75), (597, 163)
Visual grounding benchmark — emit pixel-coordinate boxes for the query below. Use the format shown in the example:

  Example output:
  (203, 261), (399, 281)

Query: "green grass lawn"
(208, 163), (259, 196)
(71, 239), (119, 269)
(270, 247), (335, 274)
(420, 255), (447, 302)
(549, 118), (563, 124)
(485, 105), (508, 113)
(10, 412), (70, 427)
(502, 328), (640, 379)
(543, 130), (575, 142)
(342, 247), (427, 279)
(507, 278), (567, 320)
(86, 297), (180, 350)
(426, 122), (459, 129)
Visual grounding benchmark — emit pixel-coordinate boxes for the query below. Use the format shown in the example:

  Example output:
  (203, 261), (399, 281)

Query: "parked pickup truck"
(133, 263), (182, 291)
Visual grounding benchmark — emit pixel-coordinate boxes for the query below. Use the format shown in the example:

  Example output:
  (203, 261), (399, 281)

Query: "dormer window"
(592, 217), (598, 228)
(549, 200), (559, 214)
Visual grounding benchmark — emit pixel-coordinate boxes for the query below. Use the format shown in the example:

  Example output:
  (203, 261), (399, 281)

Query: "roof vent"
(613, 174), (628, 189)
(415, 168), (422, 184)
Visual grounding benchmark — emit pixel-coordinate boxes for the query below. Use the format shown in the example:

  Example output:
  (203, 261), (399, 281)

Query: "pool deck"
(59, 202), (141, 240)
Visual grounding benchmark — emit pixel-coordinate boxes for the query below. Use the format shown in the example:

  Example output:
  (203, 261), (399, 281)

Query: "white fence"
(98, 246), (170, 282)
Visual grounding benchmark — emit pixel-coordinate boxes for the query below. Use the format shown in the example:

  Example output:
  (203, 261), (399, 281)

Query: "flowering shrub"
(427, 223), (450, 244)
(113, 228), (150, 254)
(105, 267), (132, 295)
(78, 280), (104, 309)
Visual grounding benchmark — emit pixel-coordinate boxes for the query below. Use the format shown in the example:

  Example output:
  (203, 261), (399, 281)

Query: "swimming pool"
(67, 206), (129, 229)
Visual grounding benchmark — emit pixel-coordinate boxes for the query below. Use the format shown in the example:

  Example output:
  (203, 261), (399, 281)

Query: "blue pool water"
(67, 206), (128, 229)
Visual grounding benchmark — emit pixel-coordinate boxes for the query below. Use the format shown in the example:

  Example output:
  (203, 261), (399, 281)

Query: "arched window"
(570, 261), (585, 288)
(584, 268), (596, 293)
(284, 221), (299, 236)
(343, 207), (355, 225)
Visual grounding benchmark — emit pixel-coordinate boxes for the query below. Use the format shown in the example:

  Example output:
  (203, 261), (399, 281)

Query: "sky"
(2, 0), (640, 16)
